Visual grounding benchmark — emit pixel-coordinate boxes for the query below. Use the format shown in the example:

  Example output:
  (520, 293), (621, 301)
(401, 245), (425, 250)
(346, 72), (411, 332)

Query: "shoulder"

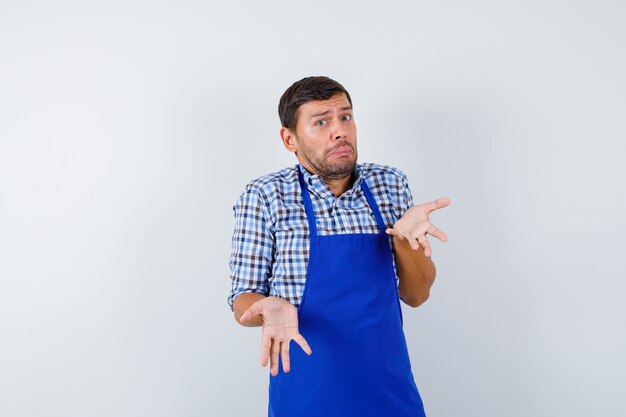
(234, 166), (298, 209)
(241, 166), (298, 195)
(359, 162), (413, 220)
(233, 166), (299, 227)
(358, 162), (409, 184)
(360, 161), (412, 205)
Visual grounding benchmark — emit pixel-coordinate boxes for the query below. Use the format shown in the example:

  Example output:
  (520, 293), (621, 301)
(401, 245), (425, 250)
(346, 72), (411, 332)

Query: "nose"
(331, 121), (348, 141)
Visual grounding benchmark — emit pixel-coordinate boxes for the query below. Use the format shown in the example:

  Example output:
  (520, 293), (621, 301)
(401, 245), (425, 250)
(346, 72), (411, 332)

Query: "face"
(280, 93), (358, 179)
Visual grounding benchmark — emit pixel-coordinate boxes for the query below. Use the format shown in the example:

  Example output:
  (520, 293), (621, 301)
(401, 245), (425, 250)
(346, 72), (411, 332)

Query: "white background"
(1, 1), (625, 416)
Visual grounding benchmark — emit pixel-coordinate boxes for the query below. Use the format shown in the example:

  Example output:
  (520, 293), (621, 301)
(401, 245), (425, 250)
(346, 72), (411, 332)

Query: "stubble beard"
(302, 146), (358, 180)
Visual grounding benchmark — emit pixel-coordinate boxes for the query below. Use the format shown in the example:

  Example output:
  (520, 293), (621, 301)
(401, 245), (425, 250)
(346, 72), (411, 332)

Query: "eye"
(342, 114), (352, 121)
(315, 120), (327, 127)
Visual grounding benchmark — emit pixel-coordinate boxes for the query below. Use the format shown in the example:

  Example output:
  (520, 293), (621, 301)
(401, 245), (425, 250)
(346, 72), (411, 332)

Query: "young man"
(228, 76), (450, 417)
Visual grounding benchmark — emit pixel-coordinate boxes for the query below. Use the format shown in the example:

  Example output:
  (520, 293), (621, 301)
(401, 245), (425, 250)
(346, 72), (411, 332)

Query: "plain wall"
(1, 1), (624, 416)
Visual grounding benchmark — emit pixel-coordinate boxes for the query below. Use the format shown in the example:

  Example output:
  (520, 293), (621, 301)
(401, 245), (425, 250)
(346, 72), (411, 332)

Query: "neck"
(324, 173), (354, 197)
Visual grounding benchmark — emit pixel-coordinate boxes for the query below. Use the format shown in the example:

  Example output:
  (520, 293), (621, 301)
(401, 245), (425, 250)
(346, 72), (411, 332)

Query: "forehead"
(298, 93), (351, 116)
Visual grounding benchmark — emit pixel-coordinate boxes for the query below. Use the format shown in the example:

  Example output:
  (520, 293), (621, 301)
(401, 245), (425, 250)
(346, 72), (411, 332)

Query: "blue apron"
(268, 166), (426, 417)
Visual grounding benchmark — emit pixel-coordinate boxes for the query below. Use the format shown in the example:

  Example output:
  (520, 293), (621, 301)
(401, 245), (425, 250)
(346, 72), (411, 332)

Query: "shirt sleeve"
(392, 168), (414, 220)
(227, 184), (274, 312)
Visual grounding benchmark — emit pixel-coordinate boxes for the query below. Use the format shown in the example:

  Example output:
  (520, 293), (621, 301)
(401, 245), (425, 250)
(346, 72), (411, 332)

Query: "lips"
(328, 146), (353, 158)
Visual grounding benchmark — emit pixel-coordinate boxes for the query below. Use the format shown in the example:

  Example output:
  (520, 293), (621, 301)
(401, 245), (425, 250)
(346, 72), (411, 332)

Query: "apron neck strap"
(360, 179), (388, 234)
(297, 166), (318, 236)
(296, 165), (388, 236)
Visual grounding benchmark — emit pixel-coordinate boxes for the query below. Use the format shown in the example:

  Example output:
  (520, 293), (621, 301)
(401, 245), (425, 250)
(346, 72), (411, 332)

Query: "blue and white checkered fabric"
(227, 162), (414, 311)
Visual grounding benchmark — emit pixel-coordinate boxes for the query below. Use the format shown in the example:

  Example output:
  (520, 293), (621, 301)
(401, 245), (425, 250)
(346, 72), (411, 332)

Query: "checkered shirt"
(227, 162), (414, 311)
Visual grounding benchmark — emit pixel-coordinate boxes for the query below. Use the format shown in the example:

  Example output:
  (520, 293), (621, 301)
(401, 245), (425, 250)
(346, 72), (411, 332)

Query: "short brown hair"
(278, 76), (353, 130)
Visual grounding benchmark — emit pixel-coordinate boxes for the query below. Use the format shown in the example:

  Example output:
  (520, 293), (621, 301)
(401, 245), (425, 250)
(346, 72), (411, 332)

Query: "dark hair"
(278, 76), (352, 130)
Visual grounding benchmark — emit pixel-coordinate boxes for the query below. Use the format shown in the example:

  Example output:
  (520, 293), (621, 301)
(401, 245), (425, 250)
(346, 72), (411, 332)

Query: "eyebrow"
(309, 106), (353, 119)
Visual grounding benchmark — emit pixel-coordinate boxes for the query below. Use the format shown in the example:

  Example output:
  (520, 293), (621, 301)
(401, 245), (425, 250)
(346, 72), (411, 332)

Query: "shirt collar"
(297, 162), (363, 198)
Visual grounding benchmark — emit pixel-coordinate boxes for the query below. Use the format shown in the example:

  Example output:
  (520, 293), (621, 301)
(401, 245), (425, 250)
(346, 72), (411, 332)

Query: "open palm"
(240, 296), (312, 376)
(385, 197), (451, 257)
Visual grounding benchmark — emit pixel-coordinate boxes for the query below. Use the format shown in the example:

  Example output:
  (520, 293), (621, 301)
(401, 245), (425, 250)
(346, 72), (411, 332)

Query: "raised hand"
(239, 296), (312, 376)
(385, 197), (451, 257)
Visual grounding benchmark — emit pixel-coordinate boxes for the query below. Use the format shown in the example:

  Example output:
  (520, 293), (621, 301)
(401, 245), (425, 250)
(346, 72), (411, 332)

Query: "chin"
(325, 159), (357, 176)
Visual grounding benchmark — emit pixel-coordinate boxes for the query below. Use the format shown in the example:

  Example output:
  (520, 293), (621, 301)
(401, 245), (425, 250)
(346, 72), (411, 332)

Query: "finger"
(427, 224), (448, 242)
(292, 333), (312, 356)
(421, 197), (451, 215)
(385, 228), (404, 239)
(417, 234), (432, 257)
(281, 339), (291, 373)
(270, 339), (280, 376)
(260, 332), (271, 367)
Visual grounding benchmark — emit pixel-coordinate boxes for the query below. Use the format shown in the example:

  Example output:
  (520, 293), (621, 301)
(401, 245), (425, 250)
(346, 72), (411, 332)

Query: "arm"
(227, 185), (274, 322)
(388, 200), (449, 307)
(394, 236), (436, 308)
(227, 184), (312, 375)
(386, 169), (450, 308)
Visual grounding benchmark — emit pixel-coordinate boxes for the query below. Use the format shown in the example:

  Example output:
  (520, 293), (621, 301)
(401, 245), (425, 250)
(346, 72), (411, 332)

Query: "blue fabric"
(267, 168), (426, 417)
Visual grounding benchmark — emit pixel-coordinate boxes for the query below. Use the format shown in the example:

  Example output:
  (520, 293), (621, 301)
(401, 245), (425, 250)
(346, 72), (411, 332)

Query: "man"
(228, 76), (450, 417)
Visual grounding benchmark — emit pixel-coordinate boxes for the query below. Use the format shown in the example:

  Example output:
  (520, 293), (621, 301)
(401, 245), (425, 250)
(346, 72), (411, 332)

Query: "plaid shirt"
(227, 162), (414, 312)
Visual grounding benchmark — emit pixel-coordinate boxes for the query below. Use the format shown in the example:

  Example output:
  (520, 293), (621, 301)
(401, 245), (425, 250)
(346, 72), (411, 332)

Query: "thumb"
(386, 227), (404, 240)
(240, 304), (261, 323)
(385, 227), (398, 236)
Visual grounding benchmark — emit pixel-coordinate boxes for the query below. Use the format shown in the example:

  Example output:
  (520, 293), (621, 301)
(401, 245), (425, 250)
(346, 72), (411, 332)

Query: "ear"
(280, 127), (298, 153)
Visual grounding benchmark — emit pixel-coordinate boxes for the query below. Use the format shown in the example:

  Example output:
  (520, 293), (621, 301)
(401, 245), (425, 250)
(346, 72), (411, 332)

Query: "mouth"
(328, 145), (353, 158)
